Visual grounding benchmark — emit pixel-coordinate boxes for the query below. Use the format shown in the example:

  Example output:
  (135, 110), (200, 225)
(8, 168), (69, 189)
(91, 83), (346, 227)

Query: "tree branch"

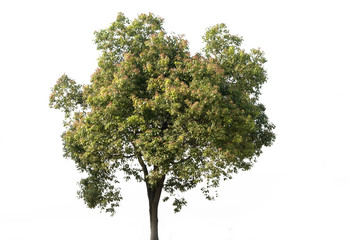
(137, 154), (149, 178)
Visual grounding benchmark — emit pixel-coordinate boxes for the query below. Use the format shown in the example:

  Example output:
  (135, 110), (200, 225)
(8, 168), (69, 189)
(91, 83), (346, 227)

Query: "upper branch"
(137, 154), (149, 178)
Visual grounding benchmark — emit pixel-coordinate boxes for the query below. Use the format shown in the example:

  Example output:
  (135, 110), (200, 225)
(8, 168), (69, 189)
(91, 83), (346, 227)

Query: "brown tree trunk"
(149, 198), (159, 240)
(147, 176), (165, 240)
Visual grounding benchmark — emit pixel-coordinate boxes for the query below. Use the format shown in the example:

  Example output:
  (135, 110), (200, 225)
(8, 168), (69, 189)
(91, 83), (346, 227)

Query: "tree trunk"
(147, 176), (165, 240)
(149, 198), (159, 240)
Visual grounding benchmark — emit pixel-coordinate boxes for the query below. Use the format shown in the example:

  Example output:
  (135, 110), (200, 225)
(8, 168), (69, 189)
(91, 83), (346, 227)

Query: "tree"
(49, 13), (275, 240)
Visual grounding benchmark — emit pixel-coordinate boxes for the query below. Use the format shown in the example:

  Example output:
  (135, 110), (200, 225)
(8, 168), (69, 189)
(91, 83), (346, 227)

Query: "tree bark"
(147, 176), (165, 240)
(149, 197), (159, 240)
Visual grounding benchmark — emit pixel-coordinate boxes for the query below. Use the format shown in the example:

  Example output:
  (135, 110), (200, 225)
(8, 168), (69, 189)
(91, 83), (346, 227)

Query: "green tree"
(49, 13), (275, 240)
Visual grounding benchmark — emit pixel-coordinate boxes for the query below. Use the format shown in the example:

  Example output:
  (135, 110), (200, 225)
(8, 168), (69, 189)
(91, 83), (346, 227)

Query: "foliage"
(50, 13), (275, 215)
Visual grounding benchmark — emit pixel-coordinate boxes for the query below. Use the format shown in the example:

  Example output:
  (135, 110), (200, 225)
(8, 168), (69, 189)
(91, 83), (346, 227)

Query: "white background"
(1, 0), (350, 239)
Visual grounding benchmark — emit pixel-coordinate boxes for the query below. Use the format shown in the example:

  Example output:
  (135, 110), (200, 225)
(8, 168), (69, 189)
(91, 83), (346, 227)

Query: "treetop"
(50, 12), (275, 214)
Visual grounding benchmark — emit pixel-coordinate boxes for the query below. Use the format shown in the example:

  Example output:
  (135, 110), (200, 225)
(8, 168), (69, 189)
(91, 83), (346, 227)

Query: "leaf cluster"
(50, 13), (275, 214)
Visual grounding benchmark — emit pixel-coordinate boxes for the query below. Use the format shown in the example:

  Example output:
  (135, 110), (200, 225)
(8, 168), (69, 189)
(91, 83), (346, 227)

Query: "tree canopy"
(50, 12), (275, 239)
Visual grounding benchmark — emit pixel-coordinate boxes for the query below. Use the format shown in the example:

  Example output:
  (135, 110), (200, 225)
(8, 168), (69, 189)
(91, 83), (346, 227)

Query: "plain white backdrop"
(1, 0), (350, 239)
